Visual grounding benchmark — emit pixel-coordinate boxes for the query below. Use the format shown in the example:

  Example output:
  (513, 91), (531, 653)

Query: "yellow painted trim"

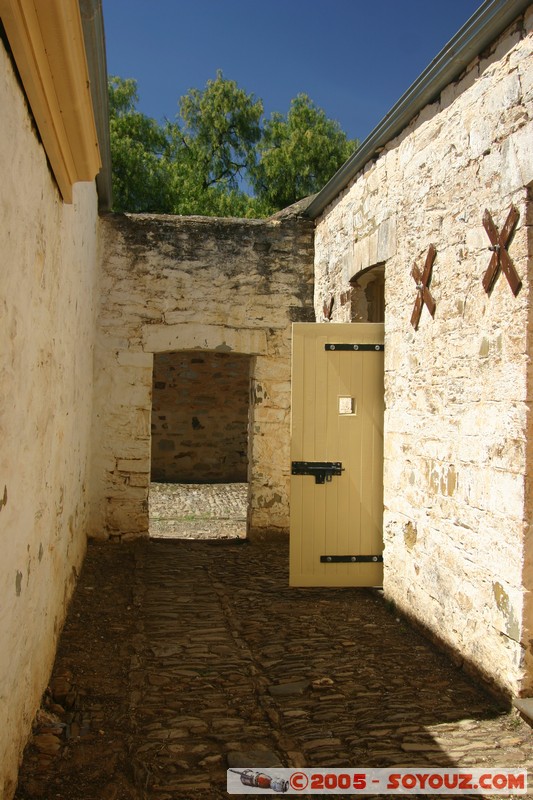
(0, 0), (102, 202)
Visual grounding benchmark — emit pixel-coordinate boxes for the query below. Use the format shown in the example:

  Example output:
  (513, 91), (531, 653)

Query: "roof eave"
(80, 0), (112, 212)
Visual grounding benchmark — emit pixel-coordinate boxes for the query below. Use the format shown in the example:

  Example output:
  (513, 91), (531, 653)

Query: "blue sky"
(103, 0), (483, 143)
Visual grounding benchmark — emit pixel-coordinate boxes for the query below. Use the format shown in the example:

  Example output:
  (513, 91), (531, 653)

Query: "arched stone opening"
(350, 262), (385, 323)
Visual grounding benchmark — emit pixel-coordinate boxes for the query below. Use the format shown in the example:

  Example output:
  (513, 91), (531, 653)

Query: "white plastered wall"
(0, 38), (100, 797)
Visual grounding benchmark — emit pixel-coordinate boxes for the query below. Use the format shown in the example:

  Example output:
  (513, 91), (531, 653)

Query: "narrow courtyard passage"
(15, 533), (532, 799)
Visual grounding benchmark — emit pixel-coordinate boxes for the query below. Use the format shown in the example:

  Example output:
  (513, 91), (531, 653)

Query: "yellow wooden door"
(290, 323), (384, 587)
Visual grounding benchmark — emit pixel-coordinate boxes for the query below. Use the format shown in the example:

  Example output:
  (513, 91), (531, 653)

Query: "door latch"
(291, 461), (344, 484)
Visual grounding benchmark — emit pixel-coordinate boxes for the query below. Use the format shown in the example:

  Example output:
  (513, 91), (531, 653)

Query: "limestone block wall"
(90, 212), (314, 540)
(151, 351), (250, 483)
(314, 8), (533, 697)
(0, 39), (100, 799)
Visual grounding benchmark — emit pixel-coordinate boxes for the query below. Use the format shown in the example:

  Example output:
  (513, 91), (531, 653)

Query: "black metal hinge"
(320, 555), (383, 563)
(325, 343), (384, 351)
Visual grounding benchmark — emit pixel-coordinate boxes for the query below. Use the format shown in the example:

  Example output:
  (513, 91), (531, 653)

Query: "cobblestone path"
(15, 537), (533, 800)
(149, 483), (247, 540)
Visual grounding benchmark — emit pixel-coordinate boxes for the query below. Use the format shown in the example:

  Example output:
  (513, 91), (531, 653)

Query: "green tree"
(177, 70), (262, 192)
(109, 74), (264, 216)
(108, 77), (174, 212)
(108, 75), (357, 217)
(162, 71), (267, 217)
(250, 94), (358, 212)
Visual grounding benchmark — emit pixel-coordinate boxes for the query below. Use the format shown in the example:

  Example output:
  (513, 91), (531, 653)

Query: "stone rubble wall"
(313, 8), (533, 697)
(90, 213), (314, 541)
(0, 39), (100, 800)
(151, 351), (250, 483)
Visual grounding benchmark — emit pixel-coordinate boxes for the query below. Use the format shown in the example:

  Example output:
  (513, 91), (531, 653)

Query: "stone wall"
(313, 8), (533, 697)
(90, 212), (314, 540)
(151, 351), (250, 483)
(0, 38), (100, 798)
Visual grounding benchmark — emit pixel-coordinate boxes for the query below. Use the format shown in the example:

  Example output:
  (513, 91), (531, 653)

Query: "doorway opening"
(149, 350), (251, 540)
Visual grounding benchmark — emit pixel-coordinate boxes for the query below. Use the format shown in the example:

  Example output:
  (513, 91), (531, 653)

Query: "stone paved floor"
(14, 488), (533, 800)
(149, 483), (247, 540)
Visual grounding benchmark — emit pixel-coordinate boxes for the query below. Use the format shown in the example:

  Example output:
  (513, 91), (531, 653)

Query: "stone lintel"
(142, 323), (268, 356)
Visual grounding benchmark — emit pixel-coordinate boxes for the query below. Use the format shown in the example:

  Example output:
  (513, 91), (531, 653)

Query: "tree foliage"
(178, 70), (262, 192)
(109, 77), (174, 213)
(249, 94), (356, 211)
(108, 73), (358, 217)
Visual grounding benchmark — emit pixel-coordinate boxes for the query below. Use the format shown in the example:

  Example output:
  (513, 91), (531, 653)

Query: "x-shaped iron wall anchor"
(482, 205), (521, 296)
(410, 244), (436, 330)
